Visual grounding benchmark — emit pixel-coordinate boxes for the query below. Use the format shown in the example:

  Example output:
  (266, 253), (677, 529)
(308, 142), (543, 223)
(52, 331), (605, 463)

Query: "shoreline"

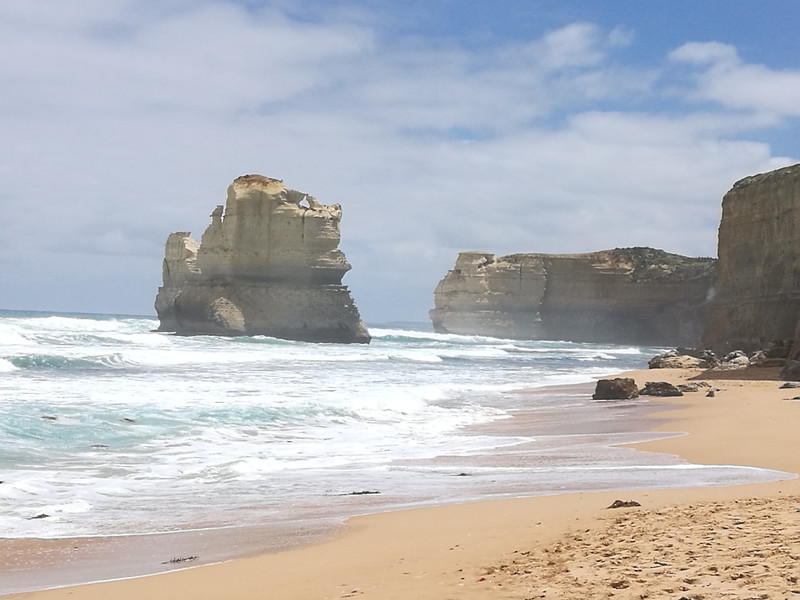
(5, 366), (800, 598)
(1, 377), (681, 595)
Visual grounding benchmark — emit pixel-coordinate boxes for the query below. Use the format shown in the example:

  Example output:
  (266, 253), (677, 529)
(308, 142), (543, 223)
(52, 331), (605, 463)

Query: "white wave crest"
(31, 316), (121, 332)
(0, 358), (19, 372)
(0, 324), (35, 346)
(370, 327), (512, 345)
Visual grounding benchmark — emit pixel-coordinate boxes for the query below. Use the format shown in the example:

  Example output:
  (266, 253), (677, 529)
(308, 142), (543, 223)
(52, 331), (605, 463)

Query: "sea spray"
(0, 310), (786, 538)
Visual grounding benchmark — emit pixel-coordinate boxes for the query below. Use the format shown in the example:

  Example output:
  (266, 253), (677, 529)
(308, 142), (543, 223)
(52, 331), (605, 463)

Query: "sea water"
(0, 310), (786, 540)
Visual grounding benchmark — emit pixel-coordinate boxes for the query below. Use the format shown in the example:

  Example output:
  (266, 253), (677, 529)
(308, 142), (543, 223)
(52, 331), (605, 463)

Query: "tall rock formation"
(155, 175), (370, 343)
(703, 164), (800, 355)
(430, 247), (716, 346)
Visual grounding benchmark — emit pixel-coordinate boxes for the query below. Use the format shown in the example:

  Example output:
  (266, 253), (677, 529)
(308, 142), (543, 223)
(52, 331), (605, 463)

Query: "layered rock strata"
(430, 248), (716, 346)
(155, 175), (370, 343)
(703, 164), (800, 356)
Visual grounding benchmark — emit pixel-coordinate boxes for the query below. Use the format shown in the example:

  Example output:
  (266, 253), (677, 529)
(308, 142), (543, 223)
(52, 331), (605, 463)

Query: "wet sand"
(5, 367), (800, 599)
(0, 379), (684, 595)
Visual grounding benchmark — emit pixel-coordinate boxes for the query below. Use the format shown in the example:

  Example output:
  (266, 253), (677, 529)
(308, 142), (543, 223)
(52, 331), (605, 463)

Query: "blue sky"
(1, 1), (799, 323)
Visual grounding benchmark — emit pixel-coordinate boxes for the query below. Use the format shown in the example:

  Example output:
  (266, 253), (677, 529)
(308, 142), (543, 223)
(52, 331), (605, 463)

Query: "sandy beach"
(5, 367), (800, 599)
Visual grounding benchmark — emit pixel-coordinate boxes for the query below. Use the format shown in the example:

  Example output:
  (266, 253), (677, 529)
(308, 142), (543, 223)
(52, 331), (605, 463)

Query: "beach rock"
(703, 164), (800, 356)
(154, 175), (370, 343)
(607, 499), (641, 509)
(639, 381), (683, 397)
(747, 349), (787, 368)
(779, 381), (800, 389)
(750, 356), (787, 368)
(677, 347), (719, 359)
(648, 353), (703, 369)
(648, 348), (718, 369)
(592, 378), (639, 400)
(725, 355), (751, 368)
(429, 247), (716, 345)
(681, 381), (711, 392)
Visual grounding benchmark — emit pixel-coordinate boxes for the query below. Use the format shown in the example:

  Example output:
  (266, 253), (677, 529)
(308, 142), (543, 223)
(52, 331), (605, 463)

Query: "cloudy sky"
(2, 1), (799, 323)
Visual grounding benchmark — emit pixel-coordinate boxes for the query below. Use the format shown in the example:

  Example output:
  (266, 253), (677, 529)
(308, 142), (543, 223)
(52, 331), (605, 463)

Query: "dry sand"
(6, 367), (800, 599)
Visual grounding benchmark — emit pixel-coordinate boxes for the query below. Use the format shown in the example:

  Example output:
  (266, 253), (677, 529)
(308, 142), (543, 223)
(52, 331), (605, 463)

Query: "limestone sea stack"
(430, 247), (716, 346)
(703, 164), (800, 356)
(155, 175), (370, 343)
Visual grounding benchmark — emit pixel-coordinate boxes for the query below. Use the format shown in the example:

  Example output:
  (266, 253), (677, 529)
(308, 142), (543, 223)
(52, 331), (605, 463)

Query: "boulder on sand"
(592, 378), (639, 400)
(639, 381), (684, 397)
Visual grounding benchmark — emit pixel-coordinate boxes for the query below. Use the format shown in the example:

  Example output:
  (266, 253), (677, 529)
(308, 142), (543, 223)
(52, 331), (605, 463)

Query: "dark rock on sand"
(677, 383), (701, 392)
(639, 381), (683, 397)
(593, 378), (639, 400)
(607, 500), (641, 509)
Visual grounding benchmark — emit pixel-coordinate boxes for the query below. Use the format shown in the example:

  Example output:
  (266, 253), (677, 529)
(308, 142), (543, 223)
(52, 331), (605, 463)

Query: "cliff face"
(155, 175), (370, 343)
(430, 247), (716, 346)
(703, 164), (800, 355)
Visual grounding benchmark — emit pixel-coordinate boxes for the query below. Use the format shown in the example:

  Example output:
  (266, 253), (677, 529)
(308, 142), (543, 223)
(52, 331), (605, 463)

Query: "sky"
(2, 1), (800, 323)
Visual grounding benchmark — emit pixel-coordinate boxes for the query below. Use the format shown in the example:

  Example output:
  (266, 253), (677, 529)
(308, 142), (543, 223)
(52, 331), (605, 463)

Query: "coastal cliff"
(430, 248), (716, 346)
(155, 175), (370, 343)
(703, 164), (800, 355)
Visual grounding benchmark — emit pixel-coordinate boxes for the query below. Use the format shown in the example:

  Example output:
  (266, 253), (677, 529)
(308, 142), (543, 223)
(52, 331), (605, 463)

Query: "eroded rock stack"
(703, 164), (800, 357)
(154, 175), (370, 343)
(430, 247), (716, 346)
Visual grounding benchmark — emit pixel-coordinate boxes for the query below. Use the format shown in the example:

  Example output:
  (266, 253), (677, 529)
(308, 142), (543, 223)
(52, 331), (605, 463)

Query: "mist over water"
(0, 310), (786, 539)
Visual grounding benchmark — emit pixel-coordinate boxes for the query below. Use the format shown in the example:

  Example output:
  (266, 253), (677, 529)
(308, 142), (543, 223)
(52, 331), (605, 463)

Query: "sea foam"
(0, 311), (786, 539)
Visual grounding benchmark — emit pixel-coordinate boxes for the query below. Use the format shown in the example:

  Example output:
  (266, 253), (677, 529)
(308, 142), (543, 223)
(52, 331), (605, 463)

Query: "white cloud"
(533, 22), (631, 70)
(669, 41), (739, 66)
(0, 2), (373, 117)
(670, 41), (800, 117)
(0, 3), (797, 320)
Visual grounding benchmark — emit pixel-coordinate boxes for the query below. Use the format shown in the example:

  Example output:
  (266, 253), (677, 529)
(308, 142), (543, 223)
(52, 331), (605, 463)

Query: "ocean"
(0, 309), (785, 542)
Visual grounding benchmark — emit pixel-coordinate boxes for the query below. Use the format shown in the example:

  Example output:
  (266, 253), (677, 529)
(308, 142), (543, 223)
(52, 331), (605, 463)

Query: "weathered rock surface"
(648, 351), (707, 369)
(703, 164), (800, 356)
(592, 378), (639, 400)
(430, 247), (716, 346)
(639, 381), (683, 397)
(155, 175), (370, 343)
(677, 382), (707, 393)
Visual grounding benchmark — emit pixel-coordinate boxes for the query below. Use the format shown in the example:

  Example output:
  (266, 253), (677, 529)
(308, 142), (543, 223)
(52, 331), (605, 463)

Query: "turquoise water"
(0, 310), (785, 539)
